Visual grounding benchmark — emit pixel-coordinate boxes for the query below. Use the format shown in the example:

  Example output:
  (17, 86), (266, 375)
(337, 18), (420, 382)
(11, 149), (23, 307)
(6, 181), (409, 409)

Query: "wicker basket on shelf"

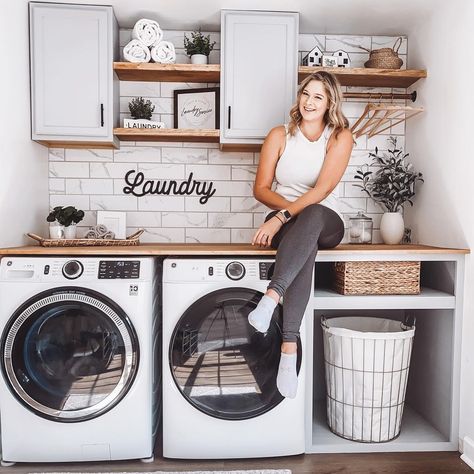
(27, 230), (144, 247)
(333, 260), (420, 295)
(363, 37), (404, 69)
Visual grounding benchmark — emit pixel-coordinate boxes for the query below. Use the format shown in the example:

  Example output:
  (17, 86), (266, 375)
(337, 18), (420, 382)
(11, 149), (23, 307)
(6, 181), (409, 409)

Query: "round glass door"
(1, 287), (139, 422)
(169, 287), (302, 420)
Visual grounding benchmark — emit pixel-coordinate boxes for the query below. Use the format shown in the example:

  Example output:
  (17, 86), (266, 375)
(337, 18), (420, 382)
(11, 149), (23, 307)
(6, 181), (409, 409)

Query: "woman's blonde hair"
(288, 71), (349, 138)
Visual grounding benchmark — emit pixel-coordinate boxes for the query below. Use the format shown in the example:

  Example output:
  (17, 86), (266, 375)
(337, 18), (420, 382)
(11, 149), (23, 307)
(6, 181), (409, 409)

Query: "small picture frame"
(322, 55), (338, 68)
(174, 87), (219, 129)
(96, 211), (127, 240)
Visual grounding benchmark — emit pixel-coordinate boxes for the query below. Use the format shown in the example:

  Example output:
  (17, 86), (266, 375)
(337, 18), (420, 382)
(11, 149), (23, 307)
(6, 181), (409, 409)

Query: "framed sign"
(174, 87), (219, 129)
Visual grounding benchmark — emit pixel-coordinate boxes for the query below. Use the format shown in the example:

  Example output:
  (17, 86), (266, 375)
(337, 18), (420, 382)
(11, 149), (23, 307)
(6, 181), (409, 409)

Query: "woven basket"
(27, 229), (144, 247)
(364, 37), (404, 69)
(333, 260), (420, 295)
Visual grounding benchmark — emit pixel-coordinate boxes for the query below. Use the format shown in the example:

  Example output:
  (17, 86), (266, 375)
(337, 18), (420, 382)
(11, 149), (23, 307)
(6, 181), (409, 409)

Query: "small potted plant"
(184, 28), (216, 64)
(124, 97), (164, 129)
(47, 206), (85, 239)
(353, 137), (424, 244)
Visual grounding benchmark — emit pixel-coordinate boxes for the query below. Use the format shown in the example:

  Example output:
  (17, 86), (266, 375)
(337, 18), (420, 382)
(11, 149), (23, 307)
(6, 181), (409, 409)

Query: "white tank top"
(272, 124), (342, 220)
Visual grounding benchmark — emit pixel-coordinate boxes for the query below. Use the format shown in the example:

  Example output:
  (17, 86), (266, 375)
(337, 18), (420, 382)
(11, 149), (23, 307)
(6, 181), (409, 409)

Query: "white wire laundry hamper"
(321, 315), (415, 442)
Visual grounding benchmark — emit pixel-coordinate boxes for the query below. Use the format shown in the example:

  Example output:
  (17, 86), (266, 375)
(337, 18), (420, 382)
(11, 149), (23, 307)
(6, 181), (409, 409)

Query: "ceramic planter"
(64, 224), (77, 239)
(49, 223), (65, 239)
(190, 54), (208, 64)
(380, 212), (404, 244)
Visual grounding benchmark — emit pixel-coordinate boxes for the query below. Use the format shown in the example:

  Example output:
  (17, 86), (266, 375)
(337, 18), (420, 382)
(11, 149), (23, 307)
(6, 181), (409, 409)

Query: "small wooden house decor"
(333, 49), (351, 68)
(302, 45), (323, 66)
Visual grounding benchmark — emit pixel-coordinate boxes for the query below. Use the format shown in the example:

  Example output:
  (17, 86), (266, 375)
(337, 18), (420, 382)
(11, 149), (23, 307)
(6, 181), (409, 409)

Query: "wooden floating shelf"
(114, 62), (427, 88)
(299, 66), (427, 88)
(114, 128), (220, 143)
(113, 62), (220, 83)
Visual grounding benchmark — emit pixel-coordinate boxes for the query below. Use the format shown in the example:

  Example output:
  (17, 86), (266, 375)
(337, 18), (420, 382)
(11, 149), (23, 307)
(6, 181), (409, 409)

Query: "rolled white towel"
(85, 229), (99, 239)
(103, 231), (116, 239)
(151, 41), (176, 64)
(132, 19), (163, 47)
(123, 39), (151, 63)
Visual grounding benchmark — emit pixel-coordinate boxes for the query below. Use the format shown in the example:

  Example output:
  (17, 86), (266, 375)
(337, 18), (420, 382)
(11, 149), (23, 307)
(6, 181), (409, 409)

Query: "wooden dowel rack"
(343, 91), (417, 102)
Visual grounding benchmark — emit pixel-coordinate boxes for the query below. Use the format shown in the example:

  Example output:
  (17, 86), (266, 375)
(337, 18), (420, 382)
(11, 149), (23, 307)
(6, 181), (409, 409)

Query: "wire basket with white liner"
(321, 315), (415, 442)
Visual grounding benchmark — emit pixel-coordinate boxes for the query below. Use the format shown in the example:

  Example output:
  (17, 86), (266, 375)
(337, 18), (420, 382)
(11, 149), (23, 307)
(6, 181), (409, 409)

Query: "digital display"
(98, 261), (140, 279)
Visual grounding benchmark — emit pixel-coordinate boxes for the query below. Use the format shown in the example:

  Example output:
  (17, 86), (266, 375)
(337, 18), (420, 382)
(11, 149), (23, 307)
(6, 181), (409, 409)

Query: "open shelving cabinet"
(305, 250), (465, 453)
(113, 63), (427, 146)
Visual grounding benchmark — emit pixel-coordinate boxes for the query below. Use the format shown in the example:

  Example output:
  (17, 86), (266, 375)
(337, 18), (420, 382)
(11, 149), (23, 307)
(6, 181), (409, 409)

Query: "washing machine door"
(169, 287), (302, 420)
(1, 287), (139, 422)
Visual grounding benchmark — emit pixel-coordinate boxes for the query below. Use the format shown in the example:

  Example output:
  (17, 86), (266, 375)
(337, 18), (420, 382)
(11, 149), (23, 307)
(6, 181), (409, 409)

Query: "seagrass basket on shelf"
(363, 37), (404, 69)
(333, 260), (420, 295)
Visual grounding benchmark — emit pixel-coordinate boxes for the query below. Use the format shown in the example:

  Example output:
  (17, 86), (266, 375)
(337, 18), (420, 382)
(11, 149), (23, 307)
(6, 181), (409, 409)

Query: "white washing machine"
(162, 257), (306, 459)
(0, 257), (160, 465)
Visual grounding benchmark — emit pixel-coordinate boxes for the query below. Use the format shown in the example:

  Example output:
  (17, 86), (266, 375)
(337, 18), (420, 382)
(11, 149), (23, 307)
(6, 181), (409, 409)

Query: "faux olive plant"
(184, 29), (216, 57)
(128, 97), (155, 120)
(353, 137), (424, 212)
(47, 206), (85, 227)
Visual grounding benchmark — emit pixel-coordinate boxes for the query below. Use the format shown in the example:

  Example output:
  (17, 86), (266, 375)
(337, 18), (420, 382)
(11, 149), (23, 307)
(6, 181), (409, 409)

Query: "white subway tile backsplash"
(65, 149), (113, 162)
(90, 163), (137, 178)
(49, 162), (89, 178)
(185, 228), (230, 243)
(162, 147), (208, 164)
(114, 147), (161, 163)
(66, 179), (114, 195)
(50, 30), (407, 244)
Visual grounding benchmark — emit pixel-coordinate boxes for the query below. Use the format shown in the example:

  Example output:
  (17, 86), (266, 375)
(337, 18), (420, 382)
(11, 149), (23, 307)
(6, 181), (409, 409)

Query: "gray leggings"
(265, 204), (344, 342)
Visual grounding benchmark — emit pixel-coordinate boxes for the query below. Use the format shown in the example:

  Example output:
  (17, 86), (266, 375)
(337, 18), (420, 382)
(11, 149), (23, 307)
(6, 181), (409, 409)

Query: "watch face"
(283, 210), (292, 220)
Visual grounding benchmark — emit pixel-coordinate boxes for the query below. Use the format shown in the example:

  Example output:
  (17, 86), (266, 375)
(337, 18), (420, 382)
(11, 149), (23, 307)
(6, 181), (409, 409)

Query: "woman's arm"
(253, 126), (292, 210)
(284, 128), (354, 218)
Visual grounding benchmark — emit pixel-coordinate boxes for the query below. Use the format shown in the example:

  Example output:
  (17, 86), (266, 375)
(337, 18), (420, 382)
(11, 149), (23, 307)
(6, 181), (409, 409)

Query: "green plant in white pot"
(47, 206), (85, 239)
(124, 97), (165, 129)
(184, 28), (216, 64)
(353, 137), (424, 244)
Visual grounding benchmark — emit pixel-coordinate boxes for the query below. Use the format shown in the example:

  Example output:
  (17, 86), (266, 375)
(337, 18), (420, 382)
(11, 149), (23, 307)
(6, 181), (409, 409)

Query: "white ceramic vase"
(49, 223), (65, 239)
(64, 224), (77, 239)
(190, 54), (208, 64)
(380, 212), (405, 244)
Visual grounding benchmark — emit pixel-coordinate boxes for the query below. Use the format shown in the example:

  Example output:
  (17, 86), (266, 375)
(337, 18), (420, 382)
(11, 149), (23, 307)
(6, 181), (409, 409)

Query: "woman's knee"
(299, 203), (325, 220)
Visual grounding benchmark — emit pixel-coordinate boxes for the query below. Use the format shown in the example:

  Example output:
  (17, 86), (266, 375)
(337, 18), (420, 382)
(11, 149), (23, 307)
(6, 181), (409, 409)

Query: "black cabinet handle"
(100, 103), (104, 127)
(228, 106), (231, 129)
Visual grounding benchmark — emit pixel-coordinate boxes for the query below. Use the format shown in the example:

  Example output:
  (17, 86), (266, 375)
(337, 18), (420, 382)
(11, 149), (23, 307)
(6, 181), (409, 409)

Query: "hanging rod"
(343, 91), (417, 102)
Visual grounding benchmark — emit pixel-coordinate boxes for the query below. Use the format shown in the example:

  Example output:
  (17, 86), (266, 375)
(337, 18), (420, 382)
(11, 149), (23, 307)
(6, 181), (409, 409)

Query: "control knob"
(62, 260), (84, 279)
(225, 261), (245, 280)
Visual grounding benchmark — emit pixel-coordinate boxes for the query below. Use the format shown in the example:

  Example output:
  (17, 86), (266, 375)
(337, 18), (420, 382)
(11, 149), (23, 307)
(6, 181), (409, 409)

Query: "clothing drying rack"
(343, 91), (423, 138)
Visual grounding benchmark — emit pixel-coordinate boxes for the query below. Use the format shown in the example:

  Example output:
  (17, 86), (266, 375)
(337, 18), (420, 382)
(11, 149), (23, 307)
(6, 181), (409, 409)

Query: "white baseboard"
(461, 436), (474, 470)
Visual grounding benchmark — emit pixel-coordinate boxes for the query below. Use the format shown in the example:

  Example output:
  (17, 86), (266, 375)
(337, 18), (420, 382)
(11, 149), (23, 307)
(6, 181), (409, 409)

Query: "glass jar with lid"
(349, 212), (373, 244)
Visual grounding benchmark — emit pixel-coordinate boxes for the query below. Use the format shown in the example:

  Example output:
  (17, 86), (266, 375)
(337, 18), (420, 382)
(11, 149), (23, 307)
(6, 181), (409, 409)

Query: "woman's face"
(298, 80), (329, 123)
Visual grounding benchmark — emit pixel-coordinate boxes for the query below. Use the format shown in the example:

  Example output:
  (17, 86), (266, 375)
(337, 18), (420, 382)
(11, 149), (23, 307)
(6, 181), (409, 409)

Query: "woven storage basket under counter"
(333, 261), (420, 295)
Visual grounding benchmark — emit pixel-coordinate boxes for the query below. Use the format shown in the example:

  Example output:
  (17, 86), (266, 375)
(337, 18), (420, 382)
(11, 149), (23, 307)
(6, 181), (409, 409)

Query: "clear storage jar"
(349, 212), (373, 244)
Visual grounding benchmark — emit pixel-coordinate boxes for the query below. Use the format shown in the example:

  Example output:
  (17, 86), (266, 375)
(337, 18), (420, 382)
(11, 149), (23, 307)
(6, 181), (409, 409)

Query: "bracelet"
(274, 213), (285, 224)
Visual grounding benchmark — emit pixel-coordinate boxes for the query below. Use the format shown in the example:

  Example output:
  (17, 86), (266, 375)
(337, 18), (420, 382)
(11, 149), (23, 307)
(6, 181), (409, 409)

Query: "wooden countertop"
(0, 243), (469, 256)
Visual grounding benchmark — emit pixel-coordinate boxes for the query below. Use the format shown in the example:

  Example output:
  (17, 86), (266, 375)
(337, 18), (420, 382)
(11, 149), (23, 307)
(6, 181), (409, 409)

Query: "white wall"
(0, 1), (49, 247)
(405, 0), (474, 450)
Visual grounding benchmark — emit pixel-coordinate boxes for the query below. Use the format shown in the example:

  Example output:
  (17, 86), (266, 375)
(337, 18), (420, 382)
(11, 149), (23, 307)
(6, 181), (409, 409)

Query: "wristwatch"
(278, 209), (292, 223)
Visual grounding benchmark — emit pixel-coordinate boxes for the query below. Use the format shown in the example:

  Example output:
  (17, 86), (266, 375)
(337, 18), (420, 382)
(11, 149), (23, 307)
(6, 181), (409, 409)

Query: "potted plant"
(124, 97), (164, 129)
(353, 137), (424, 244)
(47, 206), (85, 239)
(184, 28), (216, 64)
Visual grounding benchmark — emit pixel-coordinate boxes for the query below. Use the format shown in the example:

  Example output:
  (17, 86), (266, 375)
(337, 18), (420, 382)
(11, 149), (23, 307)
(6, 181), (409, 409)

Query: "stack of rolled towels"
(123, 19), (176, 64)
(85, 224), (115, 240)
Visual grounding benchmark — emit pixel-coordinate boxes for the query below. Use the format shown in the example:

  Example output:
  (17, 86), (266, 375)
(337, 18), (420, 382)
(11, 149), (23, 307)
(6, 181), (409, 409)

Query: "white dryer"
(162, 257), (306, 459)
(0, 257), (160, 465)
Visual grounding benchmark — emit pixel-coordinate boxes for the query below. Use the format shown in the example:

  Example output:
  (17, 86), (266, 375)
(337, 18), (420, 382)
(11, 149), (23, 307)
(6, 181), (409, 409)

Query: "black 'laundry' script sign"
(123, 170), (216, 205)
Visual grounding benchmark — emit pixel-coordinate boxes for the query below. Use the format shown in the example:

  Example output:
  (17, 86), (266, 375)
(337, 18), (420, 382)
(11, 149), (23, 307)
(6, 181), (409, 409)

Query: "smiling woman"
(249, 71), (353, 399)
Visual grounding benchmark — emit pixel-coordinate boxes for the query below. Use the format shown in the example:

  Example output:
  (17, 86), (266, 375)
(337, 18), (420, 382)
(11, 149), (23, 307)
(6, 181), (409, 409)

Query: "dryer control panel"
(98, 260), (140, 279)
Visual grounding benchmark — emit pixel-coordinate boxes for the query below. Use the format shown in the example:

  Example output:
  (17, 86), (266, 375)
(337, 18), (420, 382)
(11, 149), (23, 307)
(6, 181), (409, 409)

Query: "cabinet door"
(220, 11), (298, 145)
(30, 3), (113, 140)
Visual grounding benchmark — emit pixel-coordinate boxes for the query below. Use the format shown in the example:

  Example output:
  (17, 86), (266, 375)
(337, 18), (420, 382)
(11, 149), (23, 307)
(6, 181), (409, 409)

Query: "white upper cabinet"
(29, 3), (119, 148)
(220, 10), (299, 147)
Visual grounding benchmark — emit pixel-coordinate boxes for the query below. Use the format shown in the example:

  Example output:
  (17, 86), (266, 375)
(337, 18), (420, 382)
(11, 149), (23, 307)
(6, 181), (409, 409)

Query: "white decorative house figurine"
(302, 45), (323, 66)
(333, 49), (351, 68)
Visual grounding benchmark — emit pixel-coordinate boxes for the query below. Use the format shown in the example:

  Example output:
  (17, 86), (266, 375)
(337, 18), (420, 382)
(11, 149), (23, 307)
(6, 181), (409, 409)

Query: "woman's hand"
(252, 216), (283, 247)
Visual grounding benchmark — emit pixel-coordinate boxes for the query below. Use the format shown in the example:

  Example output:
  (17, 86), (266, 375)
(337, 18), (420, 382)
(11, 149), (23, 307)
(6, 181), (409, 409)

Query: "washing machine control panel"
(98, 260), (140, 279)
(259, 262), (275, 280)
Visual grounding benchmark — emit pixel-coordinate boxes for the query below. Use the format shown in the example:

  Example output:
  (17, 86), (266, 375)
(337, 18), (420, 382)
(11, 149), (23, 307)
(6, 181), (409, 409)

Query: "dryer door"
(1, 287), (139, 422)
(169, 287), (302, 420)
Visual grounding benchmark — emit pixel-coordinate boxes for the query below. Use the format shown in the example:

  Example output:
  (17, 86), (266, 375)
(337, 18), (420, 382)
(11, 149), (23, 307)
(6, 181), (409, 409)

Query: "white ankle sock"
(248, 294), (277, 333)
(277, 352), (298, 399)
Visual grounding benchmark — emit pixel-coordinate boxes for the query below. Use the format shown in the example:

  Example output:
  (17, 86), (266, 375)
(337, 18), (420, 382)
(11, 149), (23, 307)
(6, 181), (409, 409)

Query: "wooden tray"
(27, 230), (144, 247)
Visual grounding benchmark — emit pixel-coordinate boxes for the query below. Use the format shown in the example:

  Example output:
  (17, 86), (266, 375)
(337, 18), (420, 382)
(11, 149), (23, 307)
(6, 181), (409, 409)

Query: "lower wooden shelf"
(114, 128), (220, 143)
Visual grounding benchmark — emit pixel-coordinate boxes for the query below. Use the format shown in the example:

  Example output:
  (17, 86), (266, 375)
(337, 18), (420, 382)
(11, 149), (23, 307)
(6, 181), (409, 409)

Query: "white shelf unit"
(305, 252), (465, 454)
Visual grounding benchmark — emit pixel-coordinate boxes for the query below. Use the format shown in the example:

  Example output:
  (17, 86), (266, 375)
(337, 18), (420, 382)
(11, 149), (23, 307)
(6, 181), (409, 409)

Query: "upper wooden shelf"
(113, 62), (220, 83)
(114, 62), (427, 88)
(114, 128), (220, 143)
